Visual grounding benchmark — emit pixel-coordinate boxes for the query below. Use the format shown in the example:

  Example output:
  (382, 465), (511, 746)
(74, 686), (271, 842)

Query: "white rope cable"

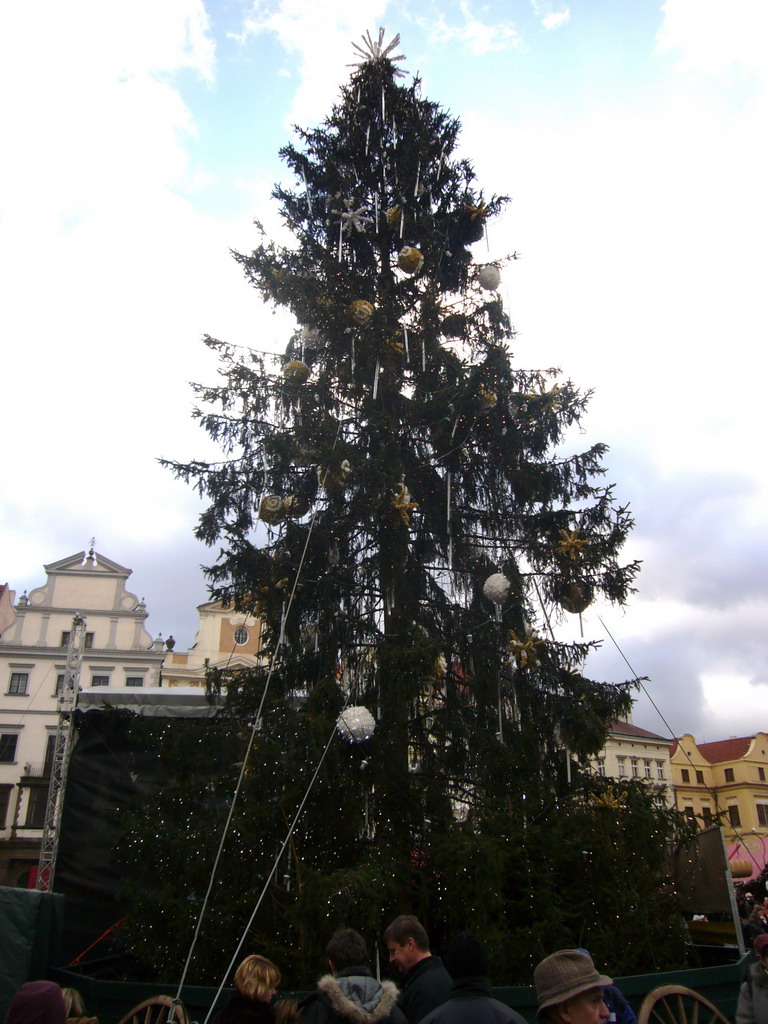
(201, 701), (351, 1024)
(171, 424), (343, 1005)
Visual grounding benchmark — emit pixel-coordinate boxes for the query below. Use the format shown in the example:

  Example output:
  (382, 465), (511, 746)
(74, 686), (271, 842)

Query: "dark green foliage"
(124, 37), (690, 986)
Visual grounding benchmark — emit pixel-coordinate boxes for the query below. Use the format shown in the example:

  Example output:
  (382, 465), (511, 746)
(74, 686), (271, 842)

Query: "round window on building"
(233, 626), (249, 645)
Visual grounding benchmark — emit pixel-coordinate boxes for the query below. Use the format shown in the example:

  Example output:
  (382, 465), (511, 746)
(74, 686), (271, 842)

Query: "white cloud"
(240, 0), (393, 125)
(0, 0), (215, 234)
(531, 1), (570, 31)
(657, 0), (768, 80)
(0, 0), (246, 586)
(416, 2), (521, 56)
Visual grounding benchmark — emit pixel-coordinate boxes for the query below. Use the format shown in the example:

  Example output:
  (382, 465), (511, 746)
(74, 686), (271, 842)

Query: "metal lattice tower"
(36, 613), (87, 892)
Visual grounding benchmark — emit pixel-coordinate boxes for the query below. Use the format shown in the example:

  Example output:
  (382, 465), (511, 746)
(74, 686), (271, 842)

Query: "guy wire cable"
(202, 688), (355, 1024)
(171, 422), (343, 1008)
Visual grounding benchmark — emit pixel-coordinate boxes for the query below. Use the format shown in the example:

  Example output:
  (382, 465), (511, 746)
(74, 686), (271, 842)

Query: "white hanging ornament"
(478, 265), (501, 291)
(337, 705), (377, 743)
(483, 572), (512, 605)
(332, 198), (373, 236)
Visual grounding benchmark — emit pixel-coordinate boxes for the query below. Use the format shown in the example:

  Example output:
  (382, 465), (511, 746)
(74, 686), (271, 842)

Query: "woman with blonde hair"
(215, 955), (282, 1024)
(61, 988), (97, 1024)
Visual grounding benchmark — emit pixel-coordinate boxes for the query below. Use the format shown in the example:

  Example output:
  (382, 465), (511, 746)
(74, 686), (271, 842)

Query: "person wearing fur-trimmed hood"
(737, 933), (768, 1024)
(299, 929), (406, 1024)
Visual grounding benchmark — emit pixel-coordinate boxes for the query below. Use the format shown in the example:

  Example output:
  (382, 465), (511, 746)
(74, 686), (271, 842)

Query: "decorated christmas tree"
(120, 30), (693, 985)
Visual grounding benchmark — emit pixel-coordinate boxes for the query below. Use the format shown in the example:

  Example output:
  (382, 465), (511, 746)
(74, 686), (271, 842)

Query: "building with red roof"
(590, 717), (675, 807)
(670, 732), (768, 860)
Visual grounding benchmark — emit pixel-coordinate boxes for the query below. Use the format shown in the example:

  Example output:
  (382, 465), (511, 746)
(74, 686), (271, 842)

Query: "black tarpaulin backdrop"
(57, 697), (218, 965)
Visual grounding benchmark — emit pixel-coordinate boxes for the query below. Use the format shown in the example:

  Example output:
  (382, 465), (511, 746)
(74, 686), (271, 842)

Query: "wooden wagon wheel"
(637, 985), (731, 1024)
(116, 995), (190, 1024)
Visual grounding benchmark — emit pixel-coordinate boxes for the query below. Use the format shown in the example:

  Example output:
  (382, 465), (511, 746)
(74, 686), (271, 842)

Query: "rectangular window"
(684, 806), (695, 820)
(681, 769), (690, 783)
(125, 677), (144, 688)
(617, 758), (626, 777)
(91, 675), (109, 687)
(55, 674), (65, 695)
(0, 785), (11, 829)
(757, 804), (768, 827)
(61, 631), (94, 648)
(696, 771), (704, 785)
(728, 805), (741, 827)
(657, 762), (665, 780)
(644, 761), (652, 778)
(44, 735), (56, 771)
(8, 672), (29, 695)
(759, 767), (765, 781)
(0, 734), (19, 763)
(24, 788), (47, 829)
(724, 768), (735, 783)
(631, 758), (638, 778)
(701, 806), (712, 826)
(597, 758), (606, 777)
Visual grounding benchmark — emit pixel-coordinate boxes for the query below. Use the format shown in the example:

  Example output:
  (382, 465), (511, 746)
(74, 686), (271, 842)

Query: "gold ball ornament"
(283, 359), (311, 383)
(348, 300), (375, 326)
(259, 495), (285, 524)
(284, 494), (310, 518)
(558, 582), (592, 615)
(385, 331), (405, 355)
(386, 206), (402, 229)
(397, 246), (424, 275)
(317, 459), (352, 493)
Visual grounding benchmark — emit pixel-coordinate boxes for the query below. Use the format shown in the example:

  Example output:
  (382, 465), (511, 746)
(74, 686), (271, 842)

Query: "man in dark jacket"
(383, 916), (452, 1024)
(417, 933), (527, 1024)
(300, 928), (405, 1024)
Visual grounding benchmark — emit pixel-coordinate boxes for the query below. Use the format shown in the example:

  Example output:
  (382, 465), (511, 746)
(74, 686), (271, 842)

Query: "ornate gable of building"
(44, 551), (131, 578)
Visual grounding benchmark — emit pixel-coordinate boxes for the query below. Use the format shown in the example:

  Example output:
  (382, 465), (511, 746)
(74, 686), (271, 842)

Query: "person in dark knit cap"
(5, 982), (66, 1024)
(417, 932), (527, 1024)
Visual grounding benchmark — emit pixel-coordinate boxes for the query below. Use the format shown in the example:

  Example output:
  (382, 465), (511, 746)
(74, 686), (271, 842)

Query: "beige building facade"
(162, 600), (264, 687)
(592, 718), (674, 807)
(670, 732), (768, 845)
(0, 550), (165, 886)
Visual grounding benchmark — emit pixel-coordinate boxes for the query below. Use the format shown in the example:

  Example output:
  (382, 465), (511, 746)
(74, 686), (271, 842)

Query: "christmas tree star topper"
(349, 28), (406, 75)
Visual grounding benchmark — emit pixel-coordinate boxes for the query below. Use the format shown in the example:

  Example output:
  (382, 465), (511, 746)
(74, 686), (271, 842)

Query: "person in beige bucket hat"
(534, 950), (612, 1024)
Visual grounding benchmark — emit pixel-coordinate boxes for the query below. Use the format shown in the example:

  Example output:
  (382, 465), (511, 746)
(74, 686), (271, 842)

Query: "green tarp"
(0, 886), (64, 1020)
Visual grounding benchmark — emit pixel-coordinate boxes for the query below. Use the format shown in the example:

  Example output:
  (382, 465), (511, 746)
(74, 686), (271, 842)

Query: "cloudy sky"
(2, 0), (766, 743)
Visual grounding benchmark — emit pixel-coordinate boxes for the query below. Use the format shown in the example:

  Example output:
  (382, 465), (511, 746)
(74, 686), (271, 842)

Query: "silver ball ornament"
(478, 265), (501, 291)
(336, 706), (376, 743)
(483, 572), (512, 605)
